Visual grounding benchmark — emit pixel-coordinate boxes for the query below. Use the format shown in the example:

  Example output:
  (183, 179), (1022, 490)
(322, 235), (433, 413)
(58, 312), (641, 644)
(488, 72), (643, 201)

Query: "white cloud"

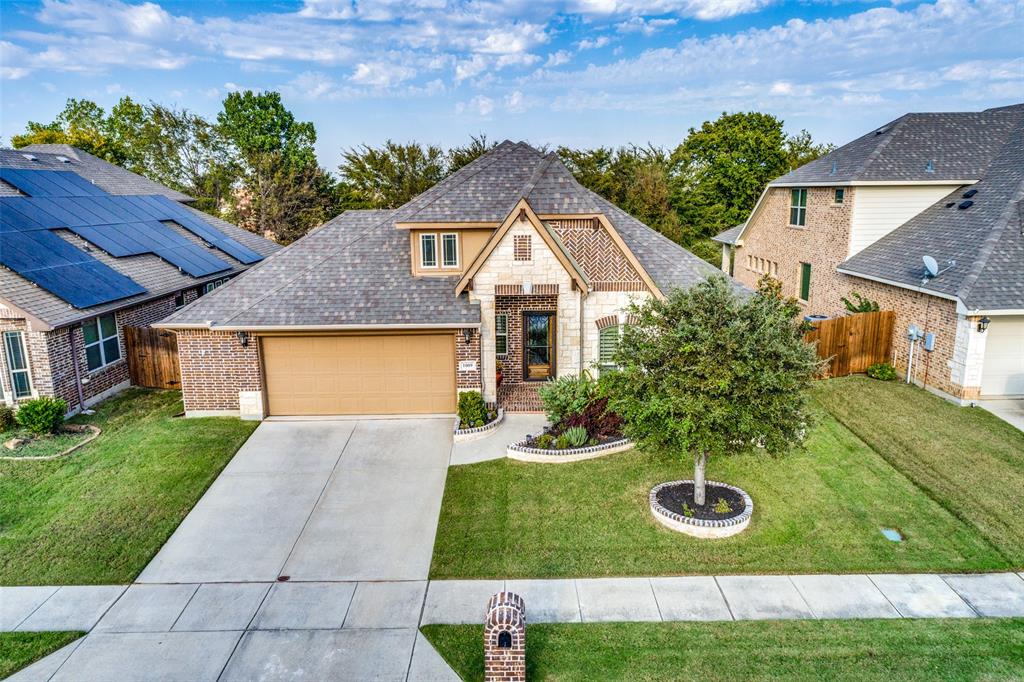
(350, 61), (417, 87)
(456, 94), (495, 116)
(577, 35), (611, 50)
(505, 89), (527, 113)
(496, 53), (540, 69)
(105, 82), (123, 94)
(455, 55), (489, 83)
(570, 0), (774, 21)
(545, 50), (573, 67)
(616, 16), (678, 35)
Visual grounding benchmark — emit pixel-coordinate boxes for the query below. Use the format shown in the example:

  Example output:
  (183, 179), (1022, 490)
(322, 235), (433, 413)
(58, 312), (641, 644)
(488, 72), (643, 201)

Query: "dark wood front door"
(523, 312), (555, 381)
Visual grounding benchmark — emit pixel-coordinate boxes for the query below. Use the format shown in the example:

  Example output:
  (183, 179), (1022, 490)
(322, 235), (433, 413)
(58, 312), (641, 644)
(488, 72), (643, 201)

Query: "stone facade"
(733, 185), (980, 401)
(0, 292), (197, 412)
(175, 329), (262, 416)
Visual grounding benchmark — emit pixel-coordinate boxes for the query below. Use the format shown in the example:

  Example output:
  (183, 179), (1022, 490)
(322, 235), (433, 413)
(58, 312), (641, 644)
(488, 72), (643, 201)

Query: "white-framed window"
(790, 188), (808, 226)
(495, 314), (508, 356)
(3, 331), (32, 398)
(202, 277), (230, 295)
(83, 313), (120, 371)
(441, 233), (459, 268)
(834, 188), (845, 204)
(599, 325), (620, 374)
(420, 233), (438, 268)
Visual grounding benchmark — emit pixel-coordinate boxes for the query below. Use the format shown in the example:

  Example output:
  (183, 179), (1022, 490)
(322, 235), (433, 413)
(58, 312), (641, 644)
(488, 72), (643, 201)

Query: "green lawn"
(0, 427), (92, 459)
(421, 619), (1024, 682)
(813, 376), (1024, 565)
(431, 392), (1011, 578)
(0, 389), (257, 585)
(0, 632), (83, 679)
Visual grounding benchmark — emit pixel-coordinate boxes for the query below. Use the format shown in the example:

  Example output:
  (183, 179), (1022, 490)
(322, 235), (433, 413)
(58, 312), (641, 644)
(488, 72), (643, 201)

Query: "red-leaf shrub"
(558, 397), (623, 439)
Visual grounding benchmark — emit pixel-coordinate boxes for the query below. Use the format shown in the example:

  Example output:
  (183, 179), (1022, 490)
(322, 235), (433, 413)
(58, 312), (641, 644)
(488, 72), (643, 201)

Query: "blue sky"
(2, 0), (1022, 169)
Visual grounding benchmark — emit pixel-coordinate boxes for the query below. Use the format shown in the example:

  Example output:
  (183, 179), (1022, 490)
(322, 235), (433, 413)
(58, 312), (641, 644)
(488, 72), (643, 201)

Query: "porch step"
(497, 383), (545, 413)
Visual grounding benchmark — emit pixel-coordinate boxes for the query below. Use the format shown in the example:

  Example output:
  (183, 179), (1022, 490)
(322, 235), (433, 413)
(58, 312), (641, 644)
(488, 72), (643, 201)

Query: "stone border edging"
(0, 424), (101, 461)
(453, 409), (505, 443)
(649, 479), (753, 538)
(507, 436), (635, 463)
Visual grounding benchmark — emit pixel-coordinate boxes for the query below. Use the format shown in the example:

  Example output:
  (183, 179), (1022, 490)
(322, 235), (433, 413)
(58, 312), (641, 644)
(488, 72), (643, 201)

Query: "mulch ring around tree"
(654, 481), (747, 521)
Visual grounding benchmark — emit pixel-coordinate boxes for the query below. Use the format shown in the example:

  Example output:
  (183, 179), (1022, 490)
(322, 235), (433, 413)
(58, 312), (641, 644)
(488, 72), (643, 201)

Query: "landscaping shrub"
(554, 434), (570, 450)
(535, 433), (554, 449)
(539, 372), (597, 425)
(842, 292), (880, 314)
(457, 391), (490, 429)
(559, 397), (624, 439)
(0, 405), (15, 432)
(15, 397), (67, 436)
(563, 426), (588, 448)
(866, 362), (898, 381)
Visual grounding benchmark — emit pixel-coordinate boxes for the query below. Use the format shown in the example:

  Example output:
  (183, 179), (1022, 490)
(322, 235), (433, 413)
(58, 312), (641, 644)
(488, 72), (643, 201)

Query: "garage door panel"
(981, 316), (1024, 397)
(262, 334), (457, 415)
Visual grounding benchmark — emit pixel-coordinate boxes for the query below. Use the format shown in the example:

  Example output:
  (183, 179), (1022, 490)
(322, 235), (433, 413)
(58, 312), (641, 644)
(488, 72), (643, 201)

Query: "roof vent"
(55, 156), (72, 163)
(925, 160), (935, 173)
(21, 153), (38, 161)
(875, 126), (889, 135)
(963, 189), (977, 198)
(958, 200), (973, 210)
(945, 202), (956, 208)
(829, 160), (838, 175)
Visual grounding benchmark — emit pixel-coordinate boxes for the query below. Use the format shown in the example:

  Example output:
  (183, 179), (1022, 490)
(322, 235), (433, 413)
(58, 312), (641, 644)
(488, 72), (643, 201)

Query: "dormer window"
(418, 232), (459, 271)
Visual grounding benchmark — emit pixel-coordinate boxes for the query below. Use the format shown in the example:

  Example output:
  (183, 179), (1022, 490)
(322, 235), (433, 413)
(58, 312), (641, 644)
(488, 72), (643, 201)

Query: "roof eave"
(153, 321), (481, 331)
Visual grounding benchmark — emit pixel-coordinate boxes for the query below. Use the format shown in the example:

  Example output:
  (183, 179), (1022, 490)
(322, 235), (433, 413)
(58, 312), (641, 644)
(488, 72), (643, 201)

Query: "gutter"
(153, 322), (482, 332)
(769, 180), (978, 188)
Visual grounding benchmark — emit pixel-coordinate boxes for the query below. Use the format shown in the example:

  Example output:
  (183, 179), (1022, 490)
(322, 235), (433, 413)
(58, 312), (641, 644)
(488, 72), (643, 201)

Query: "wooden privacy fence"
(124, 326), (181, 389)
(803, 310), (895, 377)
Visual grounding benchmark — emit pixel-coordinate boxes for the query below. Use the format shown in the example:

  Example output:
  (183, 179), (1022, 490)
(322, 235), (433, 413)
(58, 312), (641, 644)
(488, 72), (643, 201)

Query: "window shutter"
(599, 326), (620, 372)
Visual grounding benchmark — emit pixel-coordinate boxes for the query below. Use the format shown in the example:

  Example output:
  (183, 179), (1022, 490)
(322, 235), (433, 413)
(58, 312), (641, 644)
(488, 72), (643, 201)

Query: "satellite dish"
(923, 255), (939, 278)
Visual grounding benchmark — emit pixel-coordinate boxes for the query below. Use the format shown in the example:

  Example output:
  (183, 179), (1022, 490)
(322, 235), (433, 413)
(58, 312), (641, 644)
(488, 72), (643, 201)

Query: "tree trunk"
(693, 452), (708, 507)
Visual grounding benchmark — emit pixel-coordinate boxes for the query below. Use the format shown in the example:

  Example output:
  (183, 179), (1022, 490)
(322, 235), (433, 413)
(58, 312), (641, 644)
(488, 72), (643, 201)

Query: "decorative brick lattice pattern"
(548, 218), (646, 290)
(513, 235), (532, 261)
(495, 294), (558, 388)
(484, 592), (526, 682)
(494, 284), (560, 296)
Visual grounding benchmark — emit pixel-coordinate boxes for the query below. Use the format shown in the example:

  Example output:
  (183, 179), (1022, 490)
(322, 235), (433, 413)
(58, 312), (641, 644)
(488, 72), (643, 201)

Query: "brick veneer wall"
(735, 186), (855, 313)
(456, 328), (482, 391)
(484, 592), (526, 682)
(175, 329), (262, 413)
(495, 294), (558, 385)
(735, 185), (972, 399)
(549, 218), (645, 289)
(1, 292), (198, 410)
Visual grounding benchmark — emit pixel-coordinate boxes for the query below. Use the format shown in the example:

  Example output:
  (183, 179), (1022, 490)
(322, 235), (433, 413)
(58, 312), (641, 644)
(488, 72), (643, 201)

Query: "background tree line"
(11, 95), (831, 259)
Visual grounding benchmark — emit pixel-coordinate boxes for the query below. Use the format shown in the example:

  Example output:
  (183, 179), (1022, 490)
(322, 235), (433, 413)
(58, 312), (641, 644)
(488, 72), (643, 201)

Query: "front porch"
(497, 382), (545, 412)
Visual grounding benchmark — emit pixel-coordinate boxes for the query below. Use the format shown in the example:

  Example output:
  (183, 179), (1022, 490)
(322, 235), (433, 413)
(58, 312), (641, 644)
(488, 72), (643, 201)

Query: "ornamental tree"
(607, 276), (820, 505)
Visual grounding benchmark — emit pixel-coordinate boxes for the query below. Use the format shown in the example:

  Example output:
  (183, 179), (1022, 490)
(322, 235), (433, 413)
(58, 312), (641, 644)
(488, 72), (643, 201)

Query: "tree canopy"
(607, 275), (820, 504)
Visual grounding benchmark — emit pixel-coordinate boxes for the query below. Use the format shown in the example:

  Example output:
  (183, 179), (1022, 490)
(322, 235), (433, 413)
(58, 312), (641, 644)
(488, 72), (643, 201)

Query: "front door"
(523, 312), (555, 380)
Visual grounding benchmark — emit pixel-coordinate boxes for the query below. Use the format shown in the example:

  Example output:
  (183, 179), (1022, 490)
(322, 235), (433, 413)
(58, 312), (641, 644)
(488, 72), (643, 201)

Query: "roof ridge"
(851, 113), (910, 178)
(216, 210), (396, 326)
(394, 141), (523, 222)
(517, 153), (556, 201)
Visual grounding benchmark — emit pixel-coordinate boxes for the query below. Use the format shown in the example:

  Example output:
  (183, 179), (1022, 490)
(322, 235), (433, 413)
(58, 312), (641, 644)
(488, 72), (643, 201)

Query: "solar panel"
(0, 167), (266, 308)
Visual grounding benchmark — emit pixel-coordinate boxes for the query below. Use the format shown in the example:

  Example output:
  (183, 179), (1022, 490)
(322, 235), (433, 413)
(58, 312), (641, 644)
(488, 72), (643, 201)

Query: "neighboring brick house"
(0, 144), (279, 413)
(715, 103), (1024, 402)
(157, 141), (742, 418)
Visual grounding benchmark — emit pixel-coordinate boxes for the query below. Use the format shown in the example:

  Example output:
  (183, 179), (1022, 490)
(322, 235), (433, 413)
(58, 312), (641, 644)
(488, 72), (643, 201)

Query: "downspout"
(68, 325), (86, 413)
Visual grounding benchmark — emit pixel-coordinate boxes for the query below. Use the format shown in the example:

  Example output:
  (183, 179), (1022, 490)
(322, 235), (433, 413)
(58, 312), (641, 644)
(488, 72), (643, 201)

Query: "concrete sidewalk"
(6, 572), (1024, 680)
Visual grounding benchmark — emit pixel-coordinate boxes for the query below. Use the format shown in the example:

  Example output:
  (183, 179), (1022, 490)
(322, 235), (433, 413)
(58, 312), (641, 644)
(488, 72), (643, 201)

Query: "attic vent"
(958, 200), (974, 210)
(21, 153), (37, 161)
(875, 127), (889, 136)
(55, 156), (71, 163)
(925, 160), (935, 173)
(945, 202), (956, 208)
(963, 189), (977, 198)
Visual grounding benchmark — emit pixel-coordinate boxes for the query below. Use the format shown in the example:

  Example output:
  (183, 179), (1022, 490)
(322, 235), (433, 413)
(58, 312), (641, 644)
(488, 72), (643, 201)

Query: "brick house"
(715, 103), (1024, 402)
(0, 144), (279, 413)
(157, 141), (741, 418)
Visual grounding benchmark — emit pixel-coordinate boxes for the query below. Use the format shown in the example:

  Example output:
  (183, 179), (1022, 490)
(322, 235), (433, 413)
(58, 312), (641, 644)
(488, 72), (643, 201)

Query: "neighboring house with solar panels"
(714, 103), (1024, 403)
(0, 144), (279, 413)
(156, 141), (740, 419)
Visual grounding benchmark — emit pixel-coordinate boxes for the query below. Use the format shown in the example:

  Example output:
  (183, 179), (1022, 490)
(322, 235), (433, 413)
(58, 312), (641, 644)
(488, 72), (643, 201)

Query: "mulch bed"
(523, 430), (626, 450)
(655, 481), (746, 521)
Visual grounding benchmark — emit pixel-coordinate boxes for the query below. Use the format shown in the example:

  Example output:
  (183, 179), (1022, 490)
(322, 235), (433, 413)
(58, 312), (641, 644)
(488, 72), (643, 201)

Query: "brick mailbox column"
(484, 591), (526, 682)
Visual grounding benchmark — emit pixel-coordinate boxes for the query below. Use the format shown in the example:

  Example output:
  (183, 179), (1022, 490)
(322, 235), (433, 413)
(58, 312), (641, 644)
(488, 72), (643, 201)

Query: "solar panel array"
(0, 168), (264, 309)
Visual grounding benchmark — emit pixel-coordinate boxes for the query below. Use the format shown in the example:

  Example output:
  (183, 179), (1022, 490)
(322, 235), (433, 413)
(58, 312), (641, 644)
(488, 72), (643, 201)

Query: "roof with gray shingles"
(0, 146), (280, 329)
(839, 105), (1024, 311)
(712, 224), (744, 245)
(771, 104), (1024, 186)
(162, 141), (738, 328)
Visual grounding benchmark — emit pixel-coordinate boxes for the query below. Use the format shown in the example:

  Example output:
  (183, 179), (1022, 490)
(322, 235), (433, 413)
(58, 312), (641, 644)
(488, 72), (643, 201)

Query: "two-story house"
(716, 104), (1024, 402)
(157, 141), (739, 418)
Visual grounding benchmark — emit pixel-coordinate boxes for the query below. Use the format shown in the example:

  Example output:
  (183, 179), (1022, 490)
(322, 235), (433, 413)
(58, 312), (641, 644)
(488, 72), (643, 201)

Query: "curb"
(507, 437), (635, 463)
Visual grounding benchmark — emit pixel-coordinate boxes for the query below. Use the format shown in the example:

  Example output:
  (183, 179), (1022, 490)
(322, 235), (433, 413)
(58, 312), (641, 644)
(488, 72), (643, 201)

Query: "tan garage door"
(261, 334), (457, 416)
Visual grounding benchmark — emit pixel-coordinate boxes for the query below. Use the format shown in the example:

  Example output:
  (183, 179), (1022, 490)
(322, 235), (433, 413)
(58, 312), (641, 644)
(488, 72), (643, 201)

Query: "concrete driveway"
(139, 418), (452, 584)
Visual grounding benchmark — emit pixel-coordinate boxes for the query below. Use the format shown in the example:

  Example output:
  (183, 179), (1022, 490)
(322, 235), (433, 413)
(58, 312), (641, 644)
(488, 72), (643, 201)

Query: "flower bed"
(507, 433), (634, 463)
(649, 480), (753, 538)
(453, 408), (504, 443)
(1, 424), (101, 461)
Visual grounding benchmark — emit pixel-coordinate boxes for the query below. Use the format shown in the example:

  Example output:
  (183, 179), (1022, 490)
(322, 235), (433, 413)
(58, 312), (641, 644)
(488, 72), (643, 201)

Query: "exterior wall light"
(977, 316), (991, 333)
(463, 328), (473, 344)
(236, 331), (249, 347)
